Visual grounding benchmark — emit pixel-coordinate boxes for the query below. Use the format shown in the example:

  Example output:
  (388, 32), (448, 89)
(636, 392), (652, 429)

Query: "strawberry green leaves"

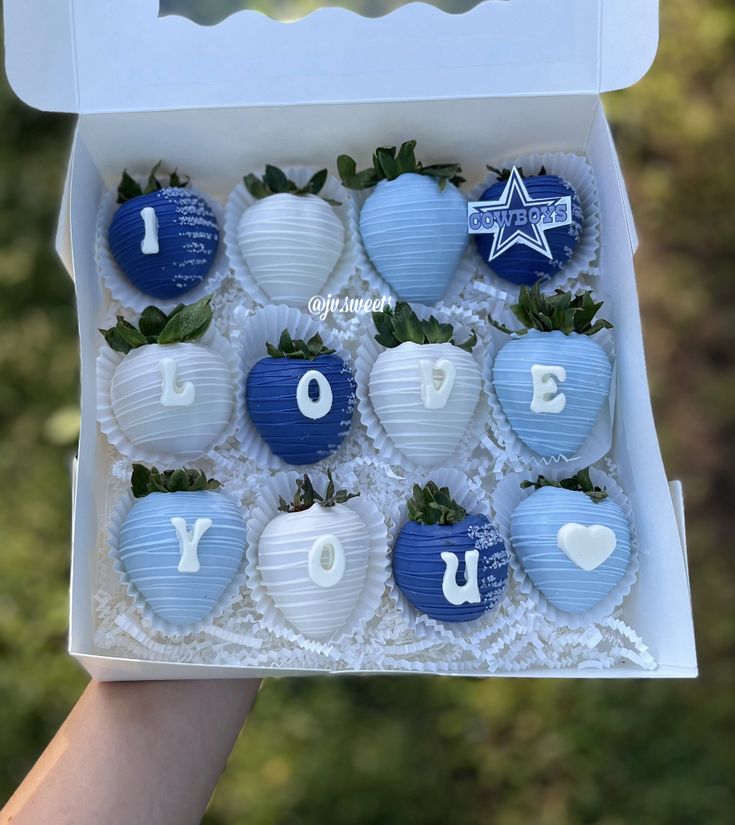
(338, 140), (465, 191)
(99, 295), (213, 354)
(490, 283), (613, 337)
(372, 301), (477, 352)
(406, 480), (468, 526)
(116, 160), (190, 204)
(277, 469), (359, 513)
(265, 329), (336, 361)
(244, 165), (341, 206)
(131, 463), (221, 498)
(520, 468), (609, 504)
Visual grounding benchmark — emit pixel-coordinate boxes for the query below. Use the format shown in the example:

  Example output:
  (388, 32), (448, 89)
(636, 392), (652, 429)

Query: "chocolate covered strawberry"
(510, 470), (631, 614)
(368, 303), (481, 467)
(338, 140), (467, 303)
(246, 330), (356, 465)
(237, 166), (345, 305)
(118, 465), (245, 628)
(108, 162), (219, 299)
(491, 284), (613, 458)
(393, 481), (509, 623)
(469, 165), (583, 286)
(257, 471), (368, 640)
(100, 296), (234, 460)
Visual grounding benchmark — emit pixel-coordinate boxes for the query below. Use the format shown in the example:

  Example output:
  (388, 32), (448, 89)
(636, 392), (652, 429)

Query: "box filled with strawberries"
(4, 0), (696, 679)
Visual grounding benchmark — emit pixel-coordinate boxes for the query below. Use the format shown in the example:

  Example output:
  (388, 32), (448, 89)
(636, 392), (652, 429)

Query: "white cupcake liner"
(244, 469), (390, 651)
(224, 167), (359, 309)
(107, 486), (249, 638)
(468, 152), (600, 300)
(349, 186), (476, 308)
(385, 466), (514, 650)
(96, 180), (230, 314)
(354, 304), (491, 471)
(96, 325), (241, 465)
(492, 463), (640, 630)
(482, 296), (617, 471)
(231, 303), (357, 471)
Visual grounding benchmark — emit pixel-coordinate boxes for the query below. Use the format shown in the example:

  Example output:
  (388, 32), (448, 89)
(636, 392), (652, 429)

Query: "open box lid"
(5, 0), (658, 114)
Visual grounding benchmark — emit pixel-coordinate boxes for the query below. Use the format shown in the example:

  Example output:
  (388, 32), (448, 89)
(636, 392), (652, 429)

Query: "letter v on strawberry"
(338, 140), (467, 303)
(237, 165), (345, 305)
(368, 303), (481, 467)
(490, 284), (613, 458)
(118, 464), (246, 628)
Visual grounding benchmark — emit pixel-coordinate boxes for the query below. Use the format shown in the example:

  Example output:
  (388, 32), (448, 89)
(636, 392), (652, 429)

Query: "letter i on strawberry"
(237, 166), (345, 305)
(108, 162), (220, 299)
(510, 469), (631, 614)
(246, 330), (356, 465)
(118, 464), (246, 628)
(490, 284), (613, 458)
(338, 140), (467, 303)
(393, 481), (509, 623)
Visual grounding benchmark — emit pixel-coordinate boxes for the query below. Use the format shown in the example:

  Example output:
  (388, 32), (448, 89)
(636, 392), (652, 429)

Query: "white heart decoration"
(556, 522), (617, 572)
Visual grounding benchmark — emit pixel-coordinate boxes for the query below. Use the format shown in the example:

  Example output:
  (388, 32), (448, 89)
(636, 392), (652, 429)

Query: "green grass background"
(1, 1), (733, 822)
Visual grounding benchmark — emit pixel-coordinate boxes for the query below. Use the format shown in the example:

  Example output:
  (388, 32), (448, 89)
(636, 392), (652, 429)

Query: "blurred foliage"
(1, 0), (734, 823)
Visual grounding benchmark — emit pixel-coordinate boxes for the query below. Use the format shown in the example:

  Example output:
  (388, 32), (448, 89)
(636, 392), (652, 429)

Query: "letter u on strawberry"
(368, 303), (481, 467)
(393, 481), (509, 623)
(236, 166), (345, 305)
(490, 284), (613, 457)
(118, 465), (246, 628)
(246, 330), (356, 465)
(338, 140), (467, 304)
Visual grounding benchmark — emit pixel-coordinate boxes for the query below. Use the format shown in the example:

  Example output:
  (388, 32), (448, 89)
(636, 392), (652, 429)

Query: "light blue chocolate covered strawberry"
(491, 285), (613, 458)
(118, 465), (245, 628)
(108, 163), (219, 299)
(510, 470), (631, 614)
(338, 141), (467, 304)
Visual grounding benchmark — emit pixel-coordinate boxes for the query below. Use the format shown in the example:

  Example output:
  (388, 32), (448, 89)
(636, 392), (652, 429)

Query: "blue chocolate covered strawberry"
(246, 330), (356, 465)
(491, 284), (613, 458)
(470, 165), (583, 286)
(393, 481), (509, 623)
(108, 162), (220, 299)
(338, 140), (467, 303)
(510, 470), (631, 615)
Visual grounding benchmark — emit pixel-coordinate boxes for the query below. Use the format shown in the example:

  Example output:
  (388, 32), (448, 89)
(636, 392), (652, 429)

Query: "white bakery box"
(4, 0), (697, 680)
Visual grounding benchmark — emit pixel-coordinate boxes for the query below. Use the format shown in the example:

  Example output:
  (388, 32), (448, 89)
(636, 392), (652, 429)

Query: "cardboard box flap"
(5, 0), (658, 113)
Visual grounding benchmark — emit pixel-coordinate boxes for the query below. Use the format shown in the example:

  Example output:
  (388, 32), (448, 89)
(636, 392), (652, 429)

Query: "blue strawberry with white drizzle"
(472, 165), (583, 286)
(393, 481), (509, 623)
(108, 162), (220, 299)
(510, 470), (631, 615)
(246, 329), (356, 465)
(490, 284), (613, 458)
(118, 464), (245, 628)
(338, 140), (467, 304)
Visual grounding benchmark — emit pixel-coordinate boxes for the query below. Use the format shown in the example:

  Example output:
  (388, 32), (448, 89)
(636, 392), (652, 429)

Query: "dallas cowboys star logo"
(467, 166), (573, 262)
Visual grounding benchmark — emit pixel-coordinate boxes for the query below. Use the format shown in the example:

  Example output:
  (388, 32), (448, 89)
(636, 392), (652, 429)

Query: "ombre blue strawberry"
(490, 284), (613, 458)
(338, 140), (467, 304)
(108, 162), (220, 299)
(246, 329), (356, 465)
(393, 481), (509, 623)
(475, 165), (583, 286)
(118, 464), (245, 628)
